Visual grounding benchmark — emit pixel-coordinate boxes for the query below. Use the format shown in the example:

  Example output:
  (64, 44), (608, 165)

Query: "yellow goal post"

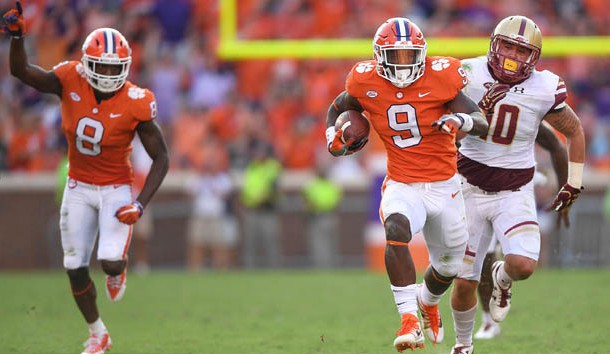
(217, 0), (610, 60)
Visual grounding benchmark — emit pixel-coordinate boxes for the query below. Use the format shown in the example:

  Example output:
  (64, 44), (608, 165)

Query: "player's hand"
(328, 129), (357, 156)
(349, 136), (368, 153)
(115, 201), (143, 225)
(547, 183), (583, 213)
(2, 1), (25, 38)
(432, 113), (469, 134)
(478, 82), (510, 114)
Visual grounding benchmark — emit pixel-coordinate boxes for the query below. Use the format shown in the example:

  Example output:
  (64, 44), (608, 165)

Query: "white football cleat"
(82, 331), (112, 354)
(393, 313), (425, 352)
(416, 285), (444, 344)
(489, 261), (511, 322)
(451, 343), (474, 354)
(474, 319), (501, 339)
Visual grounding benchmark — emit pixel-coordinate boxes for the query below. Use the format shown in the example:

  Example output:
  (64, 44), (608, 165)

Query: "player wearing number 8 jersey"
(325, 17), (488, 352)
(54, 61), (157, 185)
(4, 2), (169, 353)
(450, 15), (586, 354)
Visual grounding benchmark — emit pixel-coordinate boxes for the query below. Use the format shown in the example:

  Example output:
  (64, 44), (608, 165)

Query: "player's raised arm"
(433, 91), (489, 136)
(325, 91), (365, 157)
(3, 2), (61, 96)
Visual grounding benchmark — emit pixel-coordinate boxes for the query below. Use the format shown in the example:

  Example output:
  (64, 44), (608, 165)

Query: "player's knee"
(453, 278), (478, 298)
(101, 259), (126, 276)
(384, 214), (412, 243)
(432, 259), (461, 279)
(67, 267), (91, 290)
(451, 277), (479, 310)
(433, 264), (457, 281)
(507, 256), (537, 280)
(63, 254), (86, 270)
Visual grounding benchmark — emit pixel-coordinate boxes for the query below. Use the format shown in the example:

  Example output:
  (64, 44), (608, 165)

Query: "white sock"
(391, 284), (418, 316)
(482, 311), (493, 324)
(88, 318), (107, 336)
(420, 281), (442, 305)
(452, 305), (477, 346)
(496, 263), (513, 289)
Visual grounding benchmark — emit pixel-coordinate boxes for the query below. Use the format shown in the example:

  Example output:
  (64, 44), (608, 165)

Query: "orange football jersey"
(346, 56), (468, 183)
(53, 61), (157, 185)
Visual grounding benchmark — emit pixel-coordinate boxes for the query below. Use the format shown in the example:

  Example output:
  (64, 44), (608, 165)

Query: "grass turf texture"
(0, 269), (608, 354)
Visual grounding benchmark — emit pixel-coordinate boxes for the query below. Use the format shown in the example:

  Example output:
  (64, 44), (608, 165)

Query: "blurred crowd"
(1, 0), (610, 175)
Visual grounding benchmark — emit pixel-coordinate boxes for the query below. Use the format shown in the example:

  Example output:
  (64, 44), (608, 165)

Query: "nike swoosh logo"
(110, 113), (122, 118)
(418, 92), (431, 98)
(451, 191), (459, 198)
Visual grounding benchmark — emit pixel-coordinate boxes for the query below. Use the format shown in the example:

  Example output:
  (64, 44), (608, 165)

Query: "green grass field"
(1, 269), (609, 354)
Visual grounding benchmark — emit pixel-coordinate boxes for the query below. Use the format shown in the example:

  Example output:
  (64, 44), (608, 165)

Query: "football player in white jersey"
(473, 147), (568, 341)
(449, 15), (586, 354)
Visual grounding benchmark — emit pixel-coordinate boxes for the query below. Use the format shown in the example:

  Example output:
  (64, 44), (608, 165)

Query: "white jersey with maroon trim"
(459, 56), (567, 169)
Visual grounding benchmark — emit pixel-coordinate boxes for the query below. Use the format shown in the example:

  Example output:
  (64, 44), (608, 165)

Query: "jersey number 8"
(75, 117), (104, 156)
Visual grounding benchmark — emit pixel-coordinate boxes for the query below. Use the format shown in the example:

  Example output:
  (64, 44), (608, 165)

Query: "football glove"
(547, 183), (583, 212)
(432, 113), (473, 134)
(326, 127), (367, 156)
(478, 82), (510, 114)
(2, 1), (25, 38)
(115, 201), (144, 225)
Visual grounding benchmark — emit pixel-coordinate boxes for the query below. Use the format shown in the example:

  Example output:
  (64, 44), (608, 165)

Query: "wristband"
(135, 201), (144, 216)
(567, 162), (584, 188)
(455, 113), (474, 132)
(325, 126), (336, 147)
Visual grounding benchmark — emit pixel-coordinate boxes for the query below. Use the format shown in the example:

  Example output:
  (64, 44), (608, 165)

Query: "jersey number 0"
(480, 104), (520, 145)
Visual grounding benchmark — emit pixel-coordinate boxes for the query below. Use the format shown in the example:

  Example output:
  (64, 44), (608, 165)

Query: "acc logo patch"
(431, 58), (450, 71)
(366, 90), (378, 98)
(70, 92), (81, 102)
(356, 62), (375, 73)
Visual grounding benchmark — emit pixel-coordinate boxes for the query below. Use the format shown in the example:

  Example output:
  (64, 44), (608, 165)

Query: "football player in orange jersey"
(326, 17), (488, 352)
(3, 2), (169, 354)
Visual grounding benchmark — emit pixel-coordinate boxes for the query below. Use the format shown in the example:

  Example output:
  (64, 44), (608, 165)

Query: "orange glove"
(326, 127), (353, 156)
(115, 201), (143, 225)
(2, 1), (25, 37)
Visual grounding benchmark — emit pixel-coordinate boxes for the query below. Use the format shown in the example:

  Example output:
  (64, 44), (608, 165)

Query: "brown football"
(335, 110), (370, 144)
